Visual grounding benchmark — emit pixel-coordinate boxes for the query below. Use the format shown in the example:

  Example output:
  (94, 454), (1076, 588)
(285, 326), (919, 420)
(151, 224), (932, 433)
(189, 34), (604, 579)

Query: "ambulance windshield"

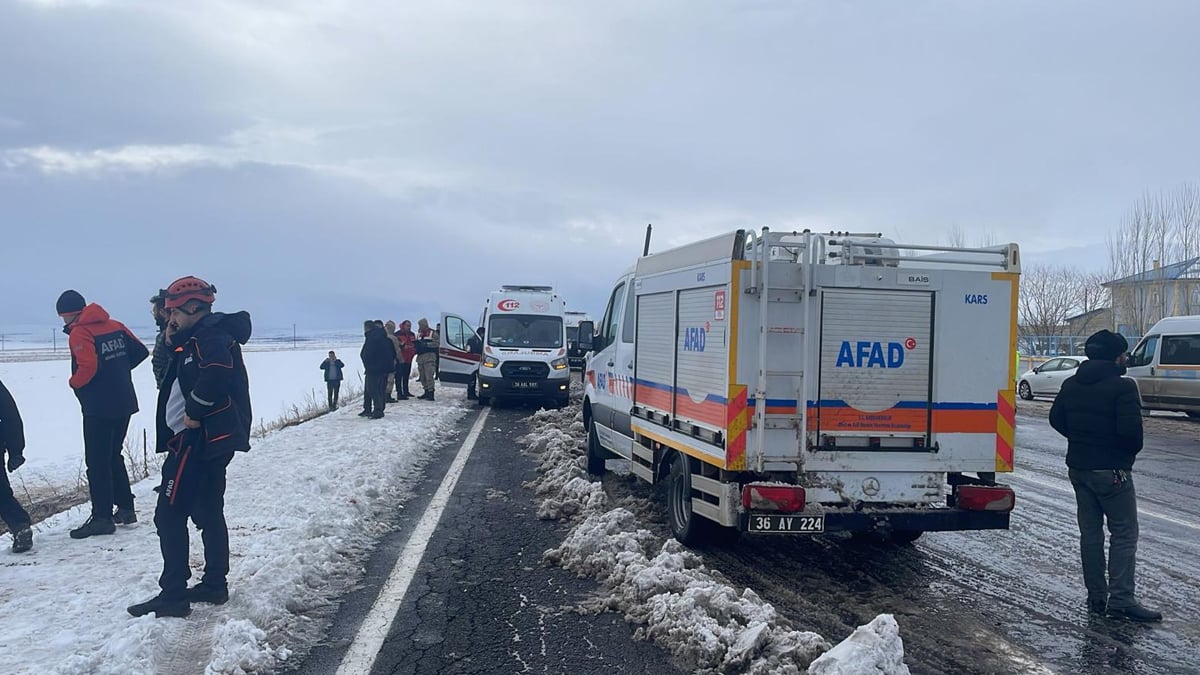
(487, 315), (564, 349)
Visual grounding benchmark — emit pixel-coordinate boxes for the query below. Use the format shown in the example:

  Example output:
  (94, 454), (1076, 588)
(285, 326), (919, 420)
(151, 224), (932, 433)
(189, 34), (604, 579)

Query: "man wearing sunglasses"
(129, 276), (252, 618)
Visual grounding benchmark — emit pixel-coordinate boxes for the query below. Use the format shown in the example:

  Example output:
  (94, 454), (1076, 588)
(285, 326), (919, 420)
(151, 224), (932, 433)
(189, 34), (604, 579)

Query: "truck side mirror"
(577, 321), (595, 351)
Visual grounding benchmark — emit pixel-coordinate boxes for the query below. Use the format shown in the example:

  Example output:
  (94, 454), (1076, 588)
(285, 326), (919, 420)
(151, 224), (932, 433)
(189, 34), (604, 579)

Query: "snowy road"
(686, 404), (1200, 675)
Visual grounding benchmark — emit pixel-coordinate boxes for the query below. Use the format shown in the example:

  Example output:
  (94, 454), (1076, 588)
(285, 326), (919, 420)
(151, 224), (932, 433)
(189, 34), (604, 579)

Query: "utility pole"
(293, 323), (297, 348)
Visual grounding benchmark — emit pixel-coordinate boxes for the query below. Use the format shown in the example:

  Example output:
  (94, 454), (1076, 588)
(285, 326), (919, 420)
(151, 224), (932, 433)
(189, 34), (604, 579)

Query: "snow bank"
(808, 615), (911, 675)
(520, 405), (860, 674)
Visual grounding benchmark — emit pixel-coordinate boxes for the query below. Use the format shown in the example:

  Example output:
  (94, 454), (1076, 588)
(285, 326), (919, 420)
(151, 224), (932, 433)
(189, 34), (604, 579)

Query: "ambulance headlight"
(551, 357), (568, 370)
(482, 355), (500, 369)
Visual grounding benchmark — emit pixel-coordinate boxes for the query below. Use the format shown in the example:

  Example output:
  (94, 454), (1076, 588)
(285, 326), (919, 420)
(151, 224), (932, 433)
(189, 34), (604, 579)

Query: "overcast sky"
(2, 0), (1198, 335)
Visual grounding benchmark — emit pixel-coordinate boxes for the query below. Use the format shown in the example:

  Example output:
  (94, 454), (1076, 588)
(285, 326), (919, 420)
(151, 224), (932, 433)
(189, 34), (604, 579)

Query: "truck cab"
(565, 311), (595, 371)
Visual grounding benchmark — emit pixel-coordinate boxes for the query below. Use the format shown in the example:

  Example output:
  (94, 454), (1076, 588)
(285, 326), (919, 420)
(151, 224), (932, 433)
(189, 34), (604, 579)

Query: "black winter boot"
(1107, 604), (1163, 622)
(70, 516), (116, 539)
(113, 507), (137, 525)
(1087, 594), (1107, 614)
(11, 527), (32, 553)
(127, 595), (191, 618)
(185, 582), (229, 605)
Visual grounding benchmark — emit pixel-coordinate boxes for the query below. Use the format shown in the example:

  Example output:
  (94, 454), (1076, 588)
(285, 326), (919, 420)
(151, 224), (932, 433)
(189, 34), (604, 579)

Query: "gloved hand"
(6, 453), (24, 472)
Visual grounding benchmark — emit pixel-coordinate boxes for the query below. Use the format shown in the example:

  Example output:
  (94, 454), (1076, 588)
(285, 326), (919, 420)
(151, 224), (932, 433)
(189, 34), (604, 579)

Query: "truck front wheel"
(586, 418), (607, 476)
(666, 454), (734, 546)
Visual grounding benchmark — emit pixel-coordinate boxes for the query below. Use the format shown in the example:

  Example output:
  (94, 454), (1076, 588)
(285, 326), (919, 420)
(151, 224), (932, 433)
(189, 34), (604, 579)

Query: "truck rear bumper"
(740, 507), (1010, 534)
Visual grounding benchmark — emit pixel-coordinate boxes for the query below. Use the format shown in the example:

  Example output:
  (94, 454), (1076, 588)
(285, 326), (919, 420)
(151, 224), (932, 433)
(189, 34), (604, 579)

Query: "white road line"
(1012, 471), (1200, 532)
(336, 408), (491, 675)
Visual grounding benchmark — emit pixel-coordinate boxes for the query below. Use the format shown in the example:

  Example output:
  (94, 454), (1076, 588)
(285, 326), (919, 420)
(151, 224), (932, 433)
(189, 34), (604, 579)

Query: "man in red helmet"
(128, 276), (253, 618)
(56, 289), (149, 539)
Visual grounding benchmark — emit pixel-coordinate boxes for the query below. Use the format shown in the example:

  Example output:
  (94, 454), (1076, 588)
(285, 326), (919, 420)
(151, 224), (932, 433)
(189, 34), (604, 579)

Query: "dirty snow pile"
(519, 405), (911, 675)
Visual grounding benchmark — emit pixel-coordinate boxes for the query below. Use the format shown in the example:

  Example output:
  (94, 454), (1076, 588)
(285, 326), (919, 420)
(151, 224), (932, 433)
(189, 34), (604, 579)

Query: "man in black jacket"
(1049, 329), (1161, 623)
(0, 378), (33, 553)
(466, 327), (484, 401)
(149, 288), (171, 388)
(129, 276), (252, 618)
(360, 320), (395, 418)
(320, 351), (345, 410)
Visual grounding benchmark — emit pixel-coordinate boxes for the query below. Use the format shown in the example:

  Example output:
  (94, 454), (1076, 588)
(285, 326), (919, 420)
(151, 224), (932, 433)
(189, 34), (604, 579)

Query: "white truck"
(440, 285), (572, 407)
(579, 229), (1021, 545)
(565, 311), (595, 371)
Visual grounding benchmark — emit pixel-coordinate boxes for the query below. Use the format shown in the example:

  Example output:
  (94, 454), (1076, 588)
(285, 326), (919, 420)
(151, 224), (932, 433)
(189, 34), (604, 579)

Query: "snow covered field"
(0, 387), (469, 675)
(520, 406), (911, 675)
(1, 345), (361, 493)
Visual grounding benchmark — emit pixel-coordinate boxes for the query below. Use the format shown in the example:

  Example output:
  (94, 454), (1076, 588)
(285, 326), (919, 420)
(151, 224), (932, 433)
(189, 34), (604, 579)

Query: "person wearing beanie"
(359, 319), (395, 418)
(55, 290), (149, 540)
(1050, 329), (1161, 623)
(129, 275), (253, 618)
(415, 318), (439, 401)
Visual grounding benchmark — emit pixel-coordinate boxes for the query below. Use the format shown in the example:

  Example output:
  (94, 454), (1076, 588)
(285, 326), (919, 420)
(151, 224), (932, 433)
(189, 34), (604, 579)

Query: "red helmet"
(163, 276), (216, 309)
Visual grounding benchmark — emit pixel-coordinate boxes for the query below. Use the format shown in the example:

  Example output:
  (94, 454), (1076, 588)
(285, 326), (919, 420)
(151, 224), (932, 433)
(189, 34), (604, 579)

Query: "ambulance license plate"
(512, 381), (538, 390)
(747, 514), (824, 534)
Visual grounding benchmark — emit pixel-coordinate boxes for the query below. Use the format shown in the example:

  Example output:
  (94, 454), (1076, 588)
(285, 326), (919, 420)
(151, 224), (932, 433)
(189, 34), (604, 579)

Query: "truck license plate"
(512, 381), (537, 390)
(747, 514), (824, 534)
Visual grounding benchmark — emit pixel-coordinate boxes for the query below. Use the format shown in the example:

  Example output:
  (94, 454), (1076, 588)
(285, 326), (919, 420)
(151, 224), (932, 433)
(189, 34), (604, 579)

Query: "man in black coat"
(360, 320), (396, 418)
(466, 327), (484, 401)
(0, 378), (33, 553)
(1050, 329), (1161, 622)
(320, 351), (345, 410)
(129, 276), (252, 618)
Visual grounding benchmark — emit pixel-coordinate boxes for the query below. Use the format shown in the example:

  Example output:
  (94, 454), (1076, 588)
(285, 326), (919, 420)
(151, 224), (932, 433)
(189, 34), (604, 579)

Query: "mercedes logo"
(862, 478), (881, 497)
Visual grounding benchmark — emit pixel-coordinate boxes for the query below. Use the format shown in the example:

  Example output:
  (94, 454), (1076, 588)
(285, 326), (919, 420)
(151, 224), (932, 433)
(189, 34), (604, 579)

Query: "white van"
(564, 311), (594, 371)
(440, 285), (571, 407)
(1126, 315), (1200, 418)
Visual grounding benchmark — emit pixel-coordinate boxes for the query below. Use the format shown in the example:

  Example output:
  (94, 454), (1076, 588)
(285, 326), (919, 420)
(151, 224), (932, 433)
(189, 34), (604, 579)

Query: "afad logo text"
(835, 337), (917, 368)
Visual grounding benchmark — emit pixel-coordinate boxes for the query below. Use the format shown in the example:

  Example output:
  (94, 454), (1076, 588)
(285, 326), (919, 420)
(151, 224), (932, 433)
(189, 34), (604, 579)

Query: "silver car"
(1018, 356), (1088, 400)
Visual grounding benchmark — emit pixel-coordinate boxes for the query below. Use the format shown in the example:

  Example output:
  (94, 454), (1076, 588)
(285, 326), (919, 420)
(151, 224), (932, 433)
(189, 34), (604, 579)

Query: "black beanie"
(56, 290), (86, 315)
(1084, 329), (1128, 361)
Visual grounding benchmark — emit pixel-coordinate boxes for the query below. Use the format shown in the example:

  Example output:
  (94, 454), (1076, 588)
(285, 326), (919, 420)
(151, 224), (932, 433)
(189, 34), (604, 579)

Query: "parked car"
(1018, 356), (1088, 400)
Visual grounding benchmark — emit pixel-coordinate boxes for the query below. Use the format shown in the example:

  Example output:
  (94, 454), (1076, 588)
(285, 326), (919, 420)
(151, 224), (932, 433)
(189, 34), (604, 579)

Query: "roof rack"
(500, 284), (555, 292)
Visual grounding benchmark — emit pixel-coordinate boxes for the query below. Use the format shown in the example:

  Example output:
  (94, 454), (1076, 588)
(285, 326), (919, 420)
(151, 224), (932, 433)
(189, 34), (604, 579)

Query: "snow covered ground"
(0, 385), (469, 674)
(520, 405), (911, 675)
(1, 346), (361, 494)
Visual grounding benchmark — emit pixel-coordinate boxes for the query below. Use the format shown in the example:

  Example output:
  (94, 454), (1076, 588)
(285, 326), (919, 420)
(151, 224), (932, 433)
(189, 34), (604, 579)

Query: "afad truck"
(579, 229), (1021, 545)
(439, 285), (572, 408)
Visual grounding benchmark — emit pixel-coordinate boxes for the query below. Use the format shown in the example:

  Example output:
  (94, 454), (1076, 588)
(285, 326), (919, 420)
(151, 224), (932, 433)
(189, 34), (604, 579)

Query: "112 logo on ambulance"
(835, 337), (917, 368)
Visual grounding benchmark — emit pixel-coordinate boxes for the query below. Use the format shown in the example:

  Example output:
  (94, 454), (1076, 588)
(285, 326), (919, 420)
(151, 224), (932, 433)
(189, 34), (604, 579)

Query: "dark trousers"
(397, 363), (412, 397)
(83, 415), (135, 519)
(326, 380), (341, 408)
(364, 373), (388, 415)
(0, 466), (31, 531)
(155, 453), (232, 600)
(1070, 468), (1140, 609)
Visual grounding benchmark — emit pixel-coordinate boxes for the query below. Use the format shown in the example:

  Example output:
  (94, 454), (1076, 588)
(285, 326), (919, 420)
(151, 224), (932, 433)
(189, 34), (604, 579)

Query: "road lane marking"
(1012, 472), (1200, 532)
(336, 408), (491, 675)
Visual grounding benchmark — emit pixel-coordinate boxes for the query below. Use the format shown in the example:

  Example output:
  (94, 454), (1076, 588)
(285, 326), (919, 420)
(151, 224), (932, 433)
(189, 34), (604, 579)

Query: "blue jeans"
(1069, 468), (1139, 609)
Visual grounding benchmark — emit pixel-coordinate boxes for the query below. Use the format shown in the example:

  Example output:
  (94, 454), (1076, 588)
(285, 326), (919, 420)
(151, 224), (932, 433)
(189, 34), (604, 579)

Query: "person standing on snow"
(320, 351), (345, 410)
(128, 276), (252, 618)
(383, 320), (402, 402)
(1049, 329), (1162, 623)
(56, 289), (148, 539)
(466, 326), (484, 402)
(360, 319), (394, 418)
(395, 320), (417, 400)
(415, 318), (438, 401)
(0, 378), (34, 553)
(149, 288), (172, 388)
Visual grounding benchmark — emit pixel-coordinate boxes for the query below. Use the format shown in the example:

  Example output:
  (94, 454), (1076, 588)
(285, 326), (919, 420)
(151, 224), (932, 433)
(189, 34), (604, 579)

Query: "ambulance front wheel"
(586, 419), (607, 476)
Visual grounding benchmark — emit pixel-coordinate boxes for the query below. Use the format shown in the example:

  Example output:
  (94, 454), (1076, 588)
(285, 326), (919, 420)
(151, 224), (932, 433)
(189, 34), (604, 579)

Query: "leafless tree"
(1019, 264), (1083, 353)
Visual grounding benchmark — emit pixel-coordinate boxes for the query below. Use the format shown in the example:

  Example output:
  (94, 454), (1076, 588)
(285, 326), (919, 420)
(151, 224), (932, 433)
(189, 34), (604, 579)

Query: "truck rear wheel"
(586, 419), (607, 476)
(666, 454), (736, 546)
(890, 530), (923, 545)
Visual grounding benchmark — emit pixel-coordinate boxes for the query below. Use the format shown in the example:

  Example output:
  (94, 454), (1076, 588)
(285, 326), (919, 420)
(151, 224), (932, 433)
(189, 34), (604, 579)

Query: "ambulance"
(579, 228), (1021, 545)
(441, 285), (571, 407)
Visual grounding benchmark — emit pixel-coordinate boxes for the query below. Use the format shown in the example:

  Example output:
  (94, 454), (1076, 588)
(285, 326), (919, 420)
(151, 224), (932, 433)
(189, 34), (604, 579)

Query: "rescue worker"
(415, 318), (438, 401)
(395, 320), (416, 400)
(129, 276), (252, 618)
(0, 377), (33, 553)
(150, 288), (172, 388)
(56, 289), (148, 539)
(1049, 329), (1162, 622)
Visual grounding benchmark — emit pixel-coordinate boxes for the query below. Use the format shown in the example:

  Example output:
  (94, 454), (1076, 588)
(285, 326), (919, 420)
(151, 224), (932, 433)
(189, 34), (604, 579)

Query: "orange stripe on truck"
(725, 384), (748, 470)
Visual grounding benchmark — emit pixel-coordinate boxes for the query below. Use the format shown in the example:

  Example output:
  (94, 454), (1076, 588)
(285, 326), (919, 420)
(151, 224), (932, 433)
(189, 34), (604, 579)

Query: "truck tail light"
(741, 484), (806, 513)
(956, 485), (1015, 512)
